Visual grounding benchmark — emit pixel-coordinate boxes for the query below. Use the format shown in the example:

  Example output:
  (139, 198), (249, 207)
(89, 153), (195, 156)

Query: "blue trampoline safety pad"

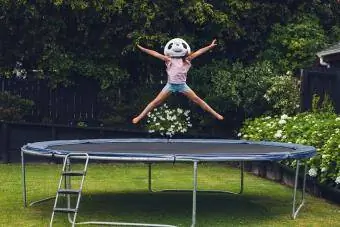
(21, 138), (316, 162)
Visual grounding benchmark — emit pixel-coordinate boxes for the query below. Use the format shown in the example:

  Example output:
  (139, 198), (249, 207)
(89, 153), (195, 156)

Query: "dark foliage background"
(1, 0), (340, 136)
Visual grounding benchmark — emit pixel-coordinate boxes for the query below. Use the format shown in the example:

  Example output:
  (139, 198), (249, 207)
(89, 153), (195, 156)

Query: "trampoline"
(21, 138), (316, 227)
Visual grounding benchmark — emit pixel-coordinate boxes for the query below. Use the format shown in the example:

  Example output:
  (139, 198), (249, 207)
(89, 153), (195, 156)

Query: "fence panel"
(0, 77), (100, 123)
(300, 68), (340, 113)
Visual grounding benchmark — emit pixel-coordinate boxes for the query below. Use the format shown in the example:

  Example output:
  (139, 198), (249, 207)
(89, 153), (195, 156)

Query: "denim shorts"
(162, 83), (190, 93)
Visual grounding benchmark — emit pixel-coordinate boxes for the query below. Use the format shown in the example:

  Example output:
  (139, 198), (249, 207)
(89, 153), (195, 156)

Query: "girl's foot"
(132, 116), (141, 124)
(216, 114), (224, 120)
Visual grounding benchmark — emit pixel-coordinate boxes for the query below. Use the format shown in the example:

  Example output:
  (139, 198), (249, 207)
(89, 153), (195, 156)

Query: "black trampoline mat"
(48, 142), (296, 155)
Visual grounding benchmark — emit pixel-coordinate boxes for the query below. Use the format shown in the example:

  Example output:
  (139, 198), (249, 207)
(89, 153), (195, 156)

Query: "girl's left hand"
(209, 39), (217, 48)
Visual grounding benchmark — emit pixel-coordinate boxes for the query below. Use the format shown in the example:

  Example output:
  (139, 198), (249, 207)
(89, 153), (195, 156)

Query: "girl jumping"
(132, 38), (224, 124)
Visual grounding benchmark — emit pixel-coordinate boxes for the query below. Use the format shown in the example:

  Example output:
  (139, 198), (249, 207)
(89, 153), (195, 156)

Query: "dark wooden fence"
(300, 68), (340, 113)
(0, 121), (149, 163)
(0, 76), (100, 124)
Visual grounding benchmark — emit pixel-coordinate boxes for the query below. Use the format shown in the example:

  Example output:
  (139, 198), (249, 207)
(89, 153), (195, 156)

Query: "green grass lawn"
(1, 163), (339, 227)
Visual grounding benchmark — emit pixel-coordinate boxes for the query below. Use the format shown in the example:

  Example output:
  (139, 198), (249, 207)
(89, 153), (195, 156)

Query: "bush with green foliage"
(0, 92), (34, 121)
(239, 112), (340, 186)
(190, 60), (275, 115)
(186, 59), (298, 136)
(311, 94), (335, 113)
(211, 61), (274, 115)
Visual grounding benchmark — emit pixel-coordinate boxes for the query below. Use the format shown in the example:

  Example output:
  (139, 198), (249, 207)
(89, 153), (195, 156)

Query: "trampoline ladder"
(50, 153), (89, 227)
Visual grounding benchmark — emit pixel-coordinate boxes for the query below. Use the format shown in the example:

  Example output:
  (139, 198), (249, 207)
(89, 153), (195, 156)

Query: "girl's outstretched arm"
(186, 39), (217, 61)
(137, 44), (171, 62)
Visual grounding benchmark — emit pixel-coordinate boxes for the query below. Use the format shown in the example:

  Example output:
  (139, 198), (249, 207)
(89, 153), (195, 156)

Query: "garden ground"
(1, 163), (339, 227)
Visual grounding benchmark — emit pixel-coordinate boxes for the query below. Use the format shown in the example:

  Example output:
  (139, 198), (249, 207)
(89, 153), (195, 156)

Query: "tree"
(260, 14), (327, 74)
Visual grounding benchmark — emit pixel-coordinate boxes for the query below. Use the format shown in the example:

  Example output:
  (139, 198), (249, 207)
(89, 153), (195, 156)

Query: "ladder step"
(58, 189), (81, 194)
(62, 171), (85, 176)
(53, 208), (77, 213)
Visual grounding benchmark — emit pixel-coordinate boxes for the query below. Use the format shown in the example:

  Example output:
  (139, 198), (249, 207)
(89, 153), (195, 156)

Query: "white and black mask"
(164, 38), (191, 57)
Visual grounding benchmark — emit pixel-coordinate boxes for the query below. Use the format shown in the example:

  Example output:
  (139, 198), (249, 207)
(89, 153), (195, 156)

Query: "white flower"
(280, 114), (289, 120)
(237, 132), (242, 137)
(264, 116), (271, 120)
(278, 119), (286, 125)
(335, 117), (340, 121)
(274, 130), (283, 138)
(166, 132), (172, 136)
(321, 167), (327, 172)
(322, 154), (329, 159)
(336, 176), (340, 184)
(263, 94), (270, 101)
(308, 168), (317, 177)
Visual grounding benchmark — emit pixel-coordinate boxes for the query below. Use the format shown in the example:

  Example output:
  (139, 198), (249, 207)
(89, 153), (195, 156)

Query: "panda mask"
(164, 38), (191, 58)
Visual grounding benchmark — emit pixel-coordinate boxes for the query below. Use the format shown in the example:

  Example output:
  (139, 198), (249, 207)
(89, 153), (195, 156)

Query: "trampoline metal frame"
(147, 162), (244, 194)
(21, 139), (313, 227)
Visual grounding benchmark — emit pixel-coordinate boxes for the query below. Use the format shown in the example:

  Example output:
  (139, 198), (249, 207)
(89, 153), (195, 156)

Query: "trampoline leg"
(191, 161), (198, 227)
(148, 163), (152, 192)
(239, 161), (244, 194)
(292, 160), (306, 219)
(22, 152), (56, 207)
(21, 150), (27, 207)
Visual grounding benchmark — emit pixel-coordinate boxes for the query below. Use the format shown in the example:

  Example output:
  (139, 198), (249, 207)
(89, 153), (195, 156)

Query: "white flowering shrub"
(146, 104), (192, 138)
(264, 74), (300, 115)
(239, 112), (340, 186)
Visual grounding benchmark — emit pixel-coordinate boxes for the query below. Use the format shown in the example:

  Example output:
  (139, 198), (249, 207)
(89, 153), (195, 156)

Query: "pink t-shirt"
(165, 58), (191, 84)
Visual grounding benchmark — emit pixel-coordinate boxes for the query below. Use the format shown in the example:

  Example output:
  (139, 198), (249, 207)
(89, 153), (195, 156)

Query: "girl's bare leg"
(132, 90), (171, 124)
(183, 89), (224, 120)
